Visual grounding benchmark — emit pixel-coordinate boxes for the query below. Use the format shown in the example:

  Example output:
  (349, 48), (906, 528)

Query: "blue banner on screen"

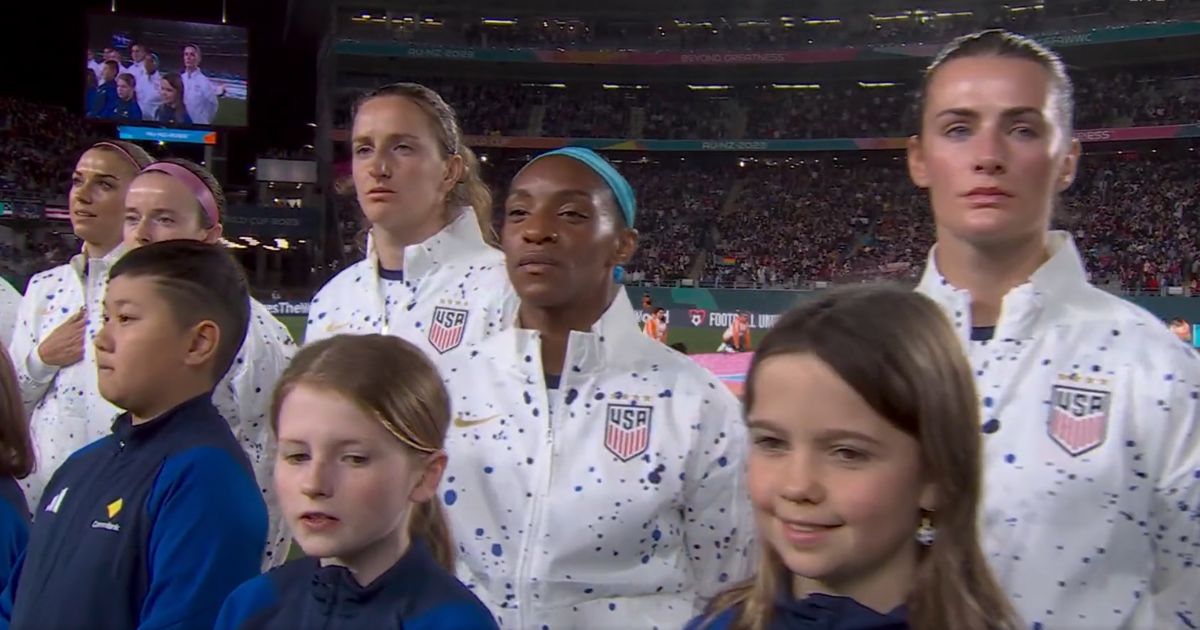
(86, 14), (249, 128)
(118, 126), (217, 145)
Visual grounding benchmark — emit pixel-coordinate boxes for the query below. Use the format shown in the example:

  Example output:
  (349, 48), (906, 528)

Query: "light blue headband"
(525, 147), (637, 228)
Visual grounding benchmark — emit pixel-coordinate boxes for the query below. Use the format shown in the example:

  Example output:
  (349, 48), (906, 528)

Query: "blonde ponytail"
(409, 498), (455, 570)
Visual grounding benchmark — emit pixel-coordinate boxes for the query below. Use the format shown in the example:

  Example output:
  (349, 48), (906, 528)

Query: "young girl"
(303, 83), (515, 362)
(123, 157), (297, 568)
(690, 284), (1018, 630)
(157, 73), (192, 125)
(441, 147), (752, 628)
(0, 346), (33, 594)
(909, 29), (1199, 626)
(10, 139), (152, 507)
(214, 334), (497, 630)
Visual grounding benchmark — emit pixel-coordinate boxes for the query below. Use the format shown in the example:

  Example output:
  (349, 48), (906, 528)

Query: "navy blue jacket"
(0, 394), (267, 630)
(686, 593), (908, 630)
(215, 537), (499, 630)
(88, 81), (118, 118)
(0, 478), (28, 596)
(111, 97), (143, 121)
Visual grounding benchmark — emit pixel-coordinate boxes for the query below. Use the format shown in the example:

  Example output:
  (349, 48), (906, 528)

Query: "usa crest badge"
(605, 403), (653, 461)
(1047, 379), (1111, 457)
(429, 305), (469, 354)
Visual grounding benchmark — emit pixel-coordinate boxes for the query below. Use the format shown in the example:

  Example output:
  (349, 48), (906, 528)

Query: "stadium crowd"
(3, 92), (1199, 296)
(333, 66), (1200, 141)
(348, 0), (1191, 52)
(0, 98), (89, 202)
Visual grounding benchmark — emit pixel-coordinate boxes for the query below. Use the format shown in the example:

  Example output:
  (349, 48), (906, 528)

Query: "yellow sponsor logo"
(106, 498), (123, 519)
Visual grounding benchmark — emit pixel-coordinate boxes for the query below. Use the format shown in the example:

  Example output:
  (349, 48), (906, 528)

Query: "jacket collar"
(364, 208), (491, 283)
(773, 591), (908, 630)
(309, 537), (439, 614)
(916, 230), (1090, 343)
(111, 393), (215, 446)
(502, 290), (644, 380)
(70, 242), (128, 281)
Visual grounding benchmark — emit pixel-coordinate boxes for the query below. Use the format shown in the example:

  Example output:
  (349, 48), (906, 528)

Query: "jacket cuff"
(26, 347), (59, 382)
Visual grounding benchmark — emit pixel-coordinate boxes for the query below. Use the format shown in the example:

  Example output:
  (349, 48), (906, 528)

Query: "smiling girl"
(691, 284), (1017, 630)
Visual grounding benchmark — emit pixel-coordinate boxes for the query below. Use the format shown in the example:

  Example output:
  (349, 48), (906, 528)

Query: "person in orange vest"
(718, 312), (752, 353)
(644, 307), (668, 343)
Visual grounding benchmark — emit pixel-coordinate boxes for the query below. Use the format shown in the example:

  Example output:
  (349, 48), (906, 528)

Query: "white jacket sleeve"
(214, 305), (297, 568)
(10, 287), (59, 409)
(0, 279), (20, 347)
(681, 385), (756, 600)
(1145, 348), (1200, 625)
(197, 75), (218, 124)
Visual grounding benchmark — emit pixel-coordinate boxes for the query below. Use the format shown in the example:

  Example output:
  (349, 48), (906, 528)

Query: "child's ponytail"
(409, 498), (455, 571)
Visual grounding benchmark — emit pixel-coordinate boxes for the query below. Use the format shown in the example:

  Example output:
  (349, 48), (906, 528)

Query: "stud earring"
(916, 515), (937, 547)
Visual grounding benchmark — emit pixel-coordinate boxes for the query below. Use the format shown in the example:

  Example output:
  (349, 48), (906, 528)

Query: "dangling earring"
(916, 514), (937, 547)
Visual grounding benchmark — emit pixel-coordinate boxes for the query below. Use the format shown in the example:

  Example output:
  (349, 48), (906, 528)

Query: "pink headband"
(93, 141), (142, 171)
(140, 161), (220, 226)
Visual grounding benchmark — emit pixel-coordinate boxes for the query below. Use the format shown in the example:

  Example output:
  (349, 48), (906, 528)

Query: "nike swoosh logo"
(325, 322), (351, 333)
(453, 415), (500, 429)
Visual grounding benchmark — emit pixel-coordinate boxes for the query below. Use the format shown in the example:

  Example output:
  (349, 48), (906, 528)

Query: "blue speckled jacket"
(441, 290), (755, 629)
(9, 245), (127, 508)
(304, 209), (517, 364)
(918, 231), (1200, 629)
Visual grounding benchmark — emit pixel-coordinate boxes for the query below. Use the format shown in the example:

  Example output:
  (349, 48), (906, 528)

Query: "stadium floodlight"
(275, 239), (290, 250)
(688, 84), (732, 91)
(771, 83), (820, 90)
(859, 81), (898, 88)
(481, 18), (517, 26)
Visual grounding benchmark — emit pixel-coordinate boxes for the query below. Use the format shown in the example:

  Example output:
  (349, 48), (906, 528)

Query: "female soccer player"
(908, 29), (1199, 627)
(9, 140), (152, 507)
(440, 147), (753, 628)
(303, 83), (515, 361)
(123, 157), (297, 567)
(214, 335), (497, 630)
(690, 285), (1017, 630)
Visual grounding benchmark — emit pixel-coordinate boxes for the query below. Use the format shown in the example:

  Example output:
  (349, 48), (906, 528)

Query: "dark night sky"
(2, 0), (320, 180)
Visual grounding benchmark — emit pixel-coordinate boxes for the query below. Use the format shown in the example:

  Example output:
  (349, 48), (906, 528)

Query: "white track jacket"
(0, 277), (19, 347)
(441, 291), (755, 629)
(917, 231), (1200, 629)
(304, 210), (517, 362)
(11, 246), (127, 507)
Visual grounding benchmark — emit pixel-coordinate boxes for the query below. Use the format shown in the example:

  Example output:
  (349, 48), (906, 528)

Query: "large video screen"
(86, 15), (248, 127)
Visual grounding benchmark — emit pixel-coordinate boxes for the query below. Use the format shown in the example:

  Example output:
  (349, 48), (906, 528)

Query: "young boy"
(0, 240), (268, 630)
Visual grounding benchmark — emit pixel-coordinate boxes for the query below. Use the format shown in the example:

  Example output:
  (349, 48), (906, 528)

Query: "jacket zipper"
(514, 373), (556, 627)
